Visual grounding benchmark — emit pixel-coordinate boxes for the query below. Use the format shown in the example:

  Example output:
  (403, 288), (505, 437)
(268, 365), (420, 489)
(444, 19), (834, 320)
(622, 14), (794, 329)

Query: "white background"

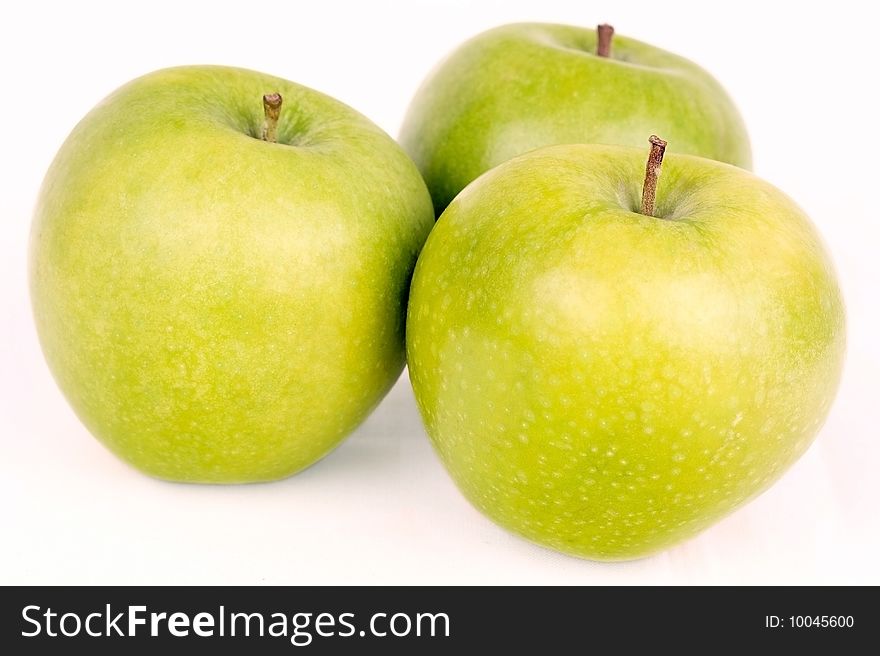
(1, 0), (878, 585)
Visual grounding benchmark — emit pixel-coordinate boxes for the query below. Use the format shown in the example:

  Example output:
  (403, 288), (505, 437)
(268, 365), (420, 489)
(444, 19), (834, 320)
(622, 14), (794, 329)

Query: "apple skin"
(406, 143), (844, 560)
(30, 66), (434, 483)
(400, 23), (752, 214)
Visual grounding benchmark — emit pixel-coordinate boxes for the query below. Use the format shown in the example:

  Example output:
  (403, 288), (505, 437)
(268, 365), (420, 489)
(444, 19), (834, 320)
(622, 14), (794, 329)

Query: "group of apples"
(30, 23), (845, 560)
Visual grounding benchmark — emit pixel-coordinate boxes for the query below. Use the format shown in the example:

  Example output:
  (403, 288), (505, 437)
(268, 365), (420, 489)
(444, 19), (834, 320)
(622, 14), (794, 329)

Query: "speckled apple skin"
(400, 23), (752, 214)
(406, 144), (845, 560)
(30, 66), (434, 483)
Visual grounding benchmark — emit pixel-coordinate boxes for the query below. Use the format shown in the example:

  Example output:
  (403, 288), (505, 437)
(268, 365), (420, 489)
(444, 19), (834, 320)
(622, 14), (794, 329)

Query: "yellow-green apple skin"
(400, 23), (752, 214)
(406, 144), (844, 560)
(30, 66), (434, 483)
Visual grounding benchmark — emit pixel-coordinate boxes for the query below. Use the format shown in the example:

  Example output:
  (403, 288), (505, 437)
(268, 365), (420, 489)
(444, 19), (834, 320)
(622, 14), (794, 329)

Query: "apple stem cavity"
(640, 135), (667, 218)
(261, 93), (283, 143)
(597, 24), (614, 57)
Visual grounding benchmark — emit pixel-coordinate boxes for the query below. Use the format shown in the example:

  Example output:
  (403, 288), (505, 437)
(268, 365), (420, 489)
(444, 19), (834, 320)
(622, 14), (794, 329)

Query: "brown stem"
(262, 93), (282, 143)
(597, 24), (614, 57)
(641, 135), (667, 217)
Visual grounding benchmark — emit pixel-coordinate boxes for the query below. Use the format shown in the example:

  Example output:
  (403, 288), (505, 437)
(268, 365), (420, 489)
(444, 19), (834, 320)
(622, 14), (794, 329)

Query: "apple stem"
(640, 135), (667, 218)
(261, 93), (283, 143)
(597, 24), (614, 57)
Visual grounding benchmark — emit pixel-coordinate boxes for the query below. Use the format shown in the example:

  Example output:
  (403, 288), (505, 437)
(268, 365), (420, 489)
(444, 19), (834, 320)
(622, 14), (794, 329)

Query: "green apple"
(30, 66), (434, 483)
(406, 139), (844, 560)
(400, 22), (752, 214)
